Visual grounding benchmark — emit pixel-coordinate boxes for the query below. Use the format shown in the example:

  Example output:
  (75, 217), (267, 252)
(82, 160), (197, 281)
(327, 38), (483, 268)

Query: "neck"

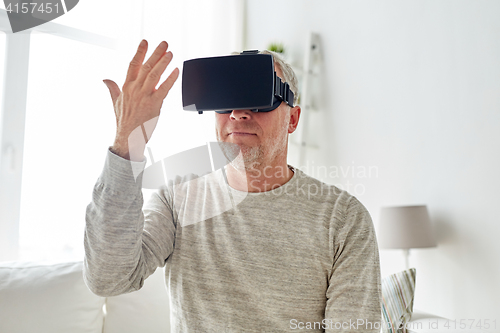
(225, 156), (294, 192)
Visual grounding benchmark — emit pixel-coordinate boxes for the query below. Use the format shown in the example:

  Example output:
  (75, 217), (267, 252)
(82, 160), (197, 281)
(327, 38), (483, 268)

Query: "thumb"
(103, 79), (121, 106)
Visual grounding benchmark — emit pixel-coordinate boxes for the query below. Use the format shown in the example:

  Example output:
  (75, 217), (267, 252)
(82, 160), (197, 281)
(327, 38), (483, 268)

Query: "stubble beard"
(233, 144), (264, 172)
(215, 136), (264, 172)
(216, 112), (290, 173)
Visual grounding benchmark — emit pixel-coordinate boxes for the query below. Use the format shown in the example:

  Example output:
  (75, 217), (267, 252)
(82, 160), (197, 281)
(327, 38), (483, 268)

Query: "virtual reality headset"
(182, 50), (295, 114)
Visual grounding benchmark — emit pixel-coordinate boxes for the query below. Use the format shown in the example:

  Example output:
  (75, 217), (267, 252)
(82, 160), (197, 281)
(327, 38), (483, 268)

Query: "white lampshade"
(378, 205), (437, 250)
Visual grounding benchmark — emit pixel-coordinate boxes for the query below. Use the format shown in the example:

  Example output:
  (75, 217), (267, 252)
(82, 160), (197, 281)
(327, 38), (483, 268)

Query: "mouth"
(228, 132), (256, 136)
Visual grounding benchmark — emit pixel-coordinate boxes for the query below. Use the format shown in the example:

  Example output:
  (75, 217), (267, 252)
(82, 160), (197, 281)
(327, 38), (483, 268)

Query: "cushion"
(0, 261), (105, 333)
(381, 268), (416, 333)
(103, 267), (171, 333)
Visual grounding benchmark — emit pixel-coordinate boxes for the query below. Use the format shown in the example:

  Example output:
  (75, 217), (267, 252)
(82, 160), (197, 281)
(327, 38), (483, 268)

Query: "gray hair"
(259, 50), (299, 106)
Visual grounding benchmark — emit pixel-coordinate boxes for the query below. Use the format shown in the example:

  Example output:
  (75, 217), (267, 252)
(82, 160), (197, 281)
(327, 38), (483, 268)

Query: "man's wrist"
(111, 140), (145, 162)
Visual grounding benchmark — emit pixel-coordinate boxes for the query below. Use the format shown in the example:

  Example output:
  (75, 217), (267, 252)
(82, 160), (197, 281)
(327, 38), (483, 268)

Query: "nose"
(230, 109), (253, 120)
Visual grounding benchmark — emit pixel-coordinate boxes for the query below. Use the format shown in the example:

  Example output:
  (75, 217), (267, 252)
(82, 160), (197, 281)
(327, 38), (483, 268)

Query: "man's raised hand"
(104, 40), (180, 161)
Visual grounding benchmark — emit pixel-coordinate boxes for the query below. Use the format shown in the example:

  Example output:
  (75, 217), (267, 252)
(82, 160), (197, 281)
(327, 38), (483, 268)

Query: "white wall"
(246, 0), (500, 323)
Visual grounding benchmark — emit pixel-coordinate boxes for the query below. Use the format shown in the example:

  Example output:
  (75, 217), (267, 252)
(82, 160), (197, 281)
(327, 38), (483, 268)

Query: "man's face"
(215, 65), (298, 170)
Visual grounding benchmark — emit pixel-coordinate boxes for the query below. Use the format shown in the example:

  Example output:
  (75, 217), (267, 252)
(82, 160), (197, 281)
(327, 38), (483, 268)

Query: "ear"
(288, 105), (301, 134)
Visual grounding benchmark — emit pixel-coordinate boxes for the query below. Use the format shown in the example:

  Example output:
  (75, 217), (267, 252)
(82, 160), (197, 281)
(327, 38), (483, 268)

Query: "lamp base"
(403, 249), (410, 270)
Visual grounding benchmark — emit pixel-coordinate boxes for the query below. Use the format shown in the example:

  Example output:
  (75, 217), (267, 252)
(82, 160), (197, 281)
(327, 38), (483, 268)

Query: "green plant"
(267, 42), (285, 53)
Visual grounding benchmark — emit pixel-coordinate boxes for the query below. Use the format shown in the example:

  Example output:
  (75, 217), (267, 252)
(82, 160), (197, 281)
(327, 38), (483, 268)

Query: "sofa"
(0, 261), (485, 333)
(0, 261), (170, 333)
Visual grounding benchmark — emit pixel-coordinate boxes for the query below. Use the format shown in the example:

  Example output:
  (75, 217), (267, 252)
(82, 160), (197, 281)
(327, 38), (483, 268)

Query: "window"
(0, 0), (243, 262)
(19, 33), (123, 261)
(0, 31), (4, 129)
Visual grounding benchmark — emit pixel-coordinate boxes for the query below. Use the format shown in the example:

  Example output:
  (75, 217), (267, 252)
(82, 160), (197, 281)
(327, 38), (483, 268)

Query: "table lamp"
(378, 205), (437, 270)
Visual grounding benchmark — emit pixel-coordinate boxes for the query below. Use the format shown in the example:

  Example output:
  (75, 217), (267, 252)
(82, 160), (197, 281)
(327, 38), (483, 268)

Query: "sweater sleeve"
(325, 195), (382, 332)
(83, 148), (176, 297)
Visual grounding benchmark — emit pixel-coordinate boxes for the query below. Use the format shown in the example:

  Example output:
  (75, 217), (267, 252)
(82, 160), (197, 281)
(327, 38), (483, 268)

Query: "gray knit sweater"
(84, 149), (382, 332)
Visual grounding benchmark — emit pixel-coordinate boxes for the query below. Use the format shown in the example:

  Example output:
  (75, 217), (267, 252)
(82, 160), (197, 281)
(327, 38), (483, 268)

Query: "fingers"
(136, 41), (169, 85)
(126, 40), (148, 82)
(156, 67), (180, 99)
(103, 79), (121, 106)
(143, 51), (174, 92)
